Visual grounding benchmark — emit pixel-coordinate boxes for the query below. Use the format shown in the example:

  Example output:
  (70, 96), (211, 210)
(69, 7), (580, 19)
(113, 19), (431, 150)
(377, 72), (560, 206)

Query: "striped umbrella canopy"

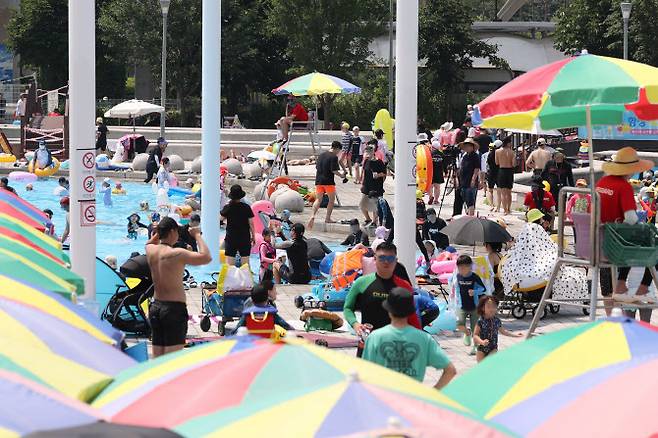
(0, 234), (83, 294)
(0, 250), (77, 300)
(443, 318), (658, 424)
(0, 274), (124, 347)
(476, 53), (658, 130)
(94, 338), (510, 437)
(0, 225), (64, 263)
(0, 188), (49, 225)
(491, 354), (658, 437)
(0, 213), (62, 253)
(0, 370), (101, 438)
(272, 72), (361, 96)
(0, 203), (45, 231)
(0, 336), (112, 402)
(0, 299), (135, 375)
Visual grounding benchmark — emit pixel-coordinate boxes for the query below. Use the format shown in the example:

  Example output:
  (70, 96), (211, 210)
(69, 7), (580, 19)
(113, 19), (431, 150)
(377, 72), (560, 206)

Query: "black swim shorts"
(224, 239), (251, 258)
(497, 168), (515, 189)
(149, 300), (188, 346)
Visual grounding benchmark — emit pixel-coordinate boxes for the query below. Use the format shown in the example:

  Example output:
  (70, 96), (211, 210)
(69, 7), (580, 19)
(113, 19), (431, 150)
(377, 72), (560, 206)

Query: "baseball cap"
(382, 287), (416, 318)
(537, 138), (547, 145)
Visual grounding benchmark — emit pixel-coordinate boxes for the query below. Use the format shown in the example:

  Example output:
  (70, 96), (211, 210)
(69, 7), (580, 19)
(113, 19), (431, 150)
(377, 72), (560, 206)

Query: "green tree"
(267, 0), (387, 123)
(8, 0), (126, 96)
(418, 0), (504, 123)
(554, 0), (658, 66)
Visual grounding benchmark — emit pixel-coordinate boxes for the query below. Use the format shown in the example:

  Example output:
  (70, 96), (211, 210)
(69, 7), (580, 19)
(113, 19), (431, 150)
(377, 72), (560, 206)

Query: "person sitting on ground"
(274, 223), (311, 285)
(306, 236), (332, 278)
(455, 254), (487, 356)
(363, 287), (456, 388)
(308, 141), (346, 228)
(0, 177), (16, 195)
(341, 218), (369, 247)
(473, 295), (522, 363)
(275, 96), (308, 142)
(233, 283), (292, 334)
(221, 185), (255, 267)
(32, 140), (53, 170)
(175, 214), (201, 251)
(146, 216), (211, 357)
(566, 178), (592, 221)
(597, 147), (655, 319)
(422, 208), (449, 251)
(126, 213), (148, 239)
(53, 177), (69, 197)
(414, 291), (440, 328)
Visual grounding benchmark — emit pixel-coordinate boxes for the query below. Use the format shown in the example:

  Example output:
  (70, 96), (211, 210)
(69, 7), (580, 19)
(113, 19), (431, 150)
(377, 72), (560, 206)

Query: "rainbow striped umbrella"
(94, 338), (510, 437)
(0, 274), (124, 347)
(0, 370), (101, 437)
(0, 335), (112, 402)
(491, 354), (658, 437)
(476, 53), (658, 130)
(443, 318), (658, 426)
(0, 203), (45, 231)
(0, 234), (83, 294)
(0, 250), (78, 300)
(272, 72), (361, 96)
(0, 299), (134, 375)
(0, 225), (65, 263)
(0, 188), (49, 225)
(0, 213), (62, 253)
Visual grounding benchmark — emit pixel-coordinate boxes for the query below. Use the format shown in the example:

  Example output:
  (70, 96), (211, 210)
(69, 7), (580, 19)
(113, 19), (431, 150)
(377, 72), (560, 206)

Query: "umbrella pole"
(586, 105), (599, 320)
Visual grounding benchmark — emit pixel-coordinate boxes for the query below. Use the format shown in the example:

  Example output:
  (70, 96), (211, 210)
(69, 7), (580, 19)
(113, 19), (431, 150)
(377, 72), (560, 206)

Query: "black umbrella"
(441, 216), (512, 245)
(25, 422), (183, 438)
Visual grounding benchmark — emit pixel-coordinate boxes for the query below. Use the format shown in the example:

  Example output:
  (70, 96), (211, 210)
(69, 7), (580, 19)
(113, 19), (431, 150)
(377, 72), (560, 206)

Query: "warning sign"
(82, 152), (95, 169)
(80, 202), (96, 227)
(83, 176), (96, 193)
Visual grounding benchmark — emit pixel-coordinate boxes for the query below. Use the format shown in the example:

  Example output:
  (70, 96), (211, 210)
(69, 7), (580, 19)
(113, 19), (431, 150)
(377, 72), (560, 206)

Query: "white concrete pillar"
(201, 0), (222, 273)
(68, 0), (96, 303)
(393, 0), (418, 281)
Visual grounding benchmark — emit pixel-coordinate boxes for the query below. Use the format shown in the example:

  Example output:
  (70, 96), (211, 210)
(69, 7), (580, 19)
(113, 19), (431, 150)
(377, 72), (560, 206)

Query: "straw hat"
(441, 122), (454, 131)
(602, 147), (653, 176)
(526, 208), (544, 224)
(576, 178), (587, 187)
(459, 138), (478, 149)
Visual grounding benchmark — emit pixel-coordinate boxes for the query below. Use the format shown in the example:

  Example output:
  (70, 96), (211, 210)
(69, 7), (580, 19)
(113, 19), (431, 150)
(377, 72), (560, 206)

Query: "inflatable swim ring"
(112, 189), (127, 195)
(416, 143), (433, 193)
(8, 171), (37, 183)
(374, 109), (394, 150)
(191, 183), (201, 193)
(267, 177), (301, 198)
(0, 153), (16, 163)
(28, 158), (60, 177)
(430, 259), (457, 276)
(168, 187), (194, 197)
(176, 205), (193, 217)
(499, 254), (547, 292)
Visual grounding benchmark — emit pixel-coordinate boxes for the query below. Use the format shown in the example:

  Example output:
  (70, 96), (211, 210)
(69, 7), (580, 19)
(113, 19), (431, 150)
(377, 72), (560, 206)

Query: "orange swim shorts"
(315, 184), (336, 195)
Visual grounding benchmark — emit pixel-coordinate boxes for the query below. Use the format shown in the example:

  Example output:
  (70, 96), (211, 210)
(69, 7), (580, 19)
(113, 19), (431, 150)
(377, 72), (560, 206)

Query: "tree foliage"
(554, 0), (658, 66)
(418, 0), (504, 121)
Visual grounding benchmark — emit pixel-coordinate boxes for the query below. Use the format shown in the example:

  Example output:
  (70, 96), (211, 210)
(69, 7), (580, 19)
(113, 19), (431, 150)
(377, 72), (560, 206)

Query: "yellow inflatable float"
(373, 109), (394, 150)
(28, 158), (60, 177)
(416, 143), (433, 192)
(0, 153), (16, 163)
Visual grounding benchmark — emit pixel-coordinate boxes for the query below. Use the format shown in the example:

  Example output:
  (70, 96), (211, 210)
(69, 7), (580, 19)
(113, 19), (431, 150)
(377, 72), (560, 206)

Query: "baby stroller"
(200, 265), (253, 335)
(102, 254), (154, 337)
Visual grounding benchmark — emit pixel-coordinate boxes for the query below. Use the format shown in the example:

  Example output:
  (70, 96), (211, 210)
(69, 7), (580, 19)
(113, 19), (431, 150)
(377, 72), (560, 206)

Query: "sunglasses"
(376, 255), (397, 263)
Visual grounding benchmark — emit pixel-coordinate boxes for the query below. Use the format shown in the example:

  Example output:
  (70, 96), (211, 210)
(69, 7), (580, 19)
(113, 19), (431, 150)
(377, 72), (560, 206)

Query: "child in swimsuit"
(473, 296), (522, 362)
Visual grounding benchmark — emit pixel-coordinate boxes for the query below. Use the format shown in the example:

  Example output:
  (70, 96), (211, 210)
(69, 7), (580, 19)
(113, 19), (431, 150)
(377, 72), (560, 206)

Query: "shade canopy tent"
(104, 100), (165, 133)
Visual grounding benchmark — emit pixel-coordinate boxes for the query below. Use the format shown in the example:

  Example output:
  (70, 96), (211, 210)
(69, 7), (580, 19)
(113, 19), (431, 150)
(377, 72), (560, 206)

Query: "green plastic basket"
(603, 223), (658, 267)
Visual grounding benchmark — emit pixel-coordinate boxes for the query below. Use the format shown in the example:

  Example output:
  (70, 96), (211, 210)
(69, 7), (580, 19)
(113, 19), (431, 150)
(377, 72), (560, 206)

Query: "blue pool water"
(18, 178), (344, 283)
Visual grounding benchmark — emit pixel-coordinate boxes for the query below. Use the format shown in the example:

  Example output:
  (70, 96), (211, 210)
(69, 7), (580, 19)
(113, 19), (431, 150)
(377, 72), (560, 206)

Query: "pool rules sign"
(79, 150), (96, 227)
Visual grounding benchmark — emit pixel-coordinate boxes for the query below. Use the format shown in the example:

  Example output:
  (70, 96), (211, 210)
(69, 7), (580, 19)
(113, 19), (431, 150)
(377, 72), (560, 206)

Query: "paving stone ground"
(137, 164), (656, 386)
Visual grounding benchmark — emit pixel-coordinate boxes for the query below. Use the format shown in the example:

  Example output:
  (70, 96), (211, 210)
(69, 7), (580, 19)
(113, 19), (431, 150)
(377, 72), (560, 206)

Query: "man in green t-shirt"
(363, 287), (457, 389)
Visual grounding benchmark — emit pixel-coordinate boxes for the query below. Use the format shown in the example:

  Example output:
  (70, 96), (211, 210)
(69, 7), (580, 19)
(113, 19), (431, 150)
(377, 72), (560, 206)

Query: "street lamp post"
(621, 2), (632, 60)
(160, 0), (170, 138)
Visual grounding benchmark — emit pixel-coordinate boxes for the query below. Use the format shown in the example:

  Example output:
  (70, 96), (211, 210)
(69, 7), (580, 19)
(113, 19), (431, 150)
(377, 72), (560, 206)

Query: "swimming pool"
(18, 177), (344, 282)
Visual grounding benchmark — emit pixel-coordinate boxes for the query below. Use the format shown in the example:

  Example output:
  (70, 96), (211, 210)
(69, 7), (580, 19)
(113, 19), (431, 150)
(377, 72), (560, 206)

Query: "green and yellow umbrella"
(0, 213), (67, 263)
(272, 72), (361, 96)
(0, 250), (78, 300)
(475, 52), (658, 130)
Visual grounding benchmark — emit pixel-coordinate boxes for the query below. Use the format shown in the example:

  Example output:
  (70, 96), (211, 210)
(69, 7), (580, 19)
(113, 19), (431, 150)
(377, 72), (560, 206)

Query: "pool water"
(19, 178), (344, 283)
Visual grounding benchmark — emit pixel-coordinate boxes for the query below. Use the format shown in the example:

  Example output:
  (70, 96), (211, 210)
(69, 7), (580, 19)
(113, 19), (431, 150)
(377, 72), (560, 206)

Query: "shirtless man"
(495, 136), (517, 215)
(146, 217), (212, 357)
(525, 138), (552, 176)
